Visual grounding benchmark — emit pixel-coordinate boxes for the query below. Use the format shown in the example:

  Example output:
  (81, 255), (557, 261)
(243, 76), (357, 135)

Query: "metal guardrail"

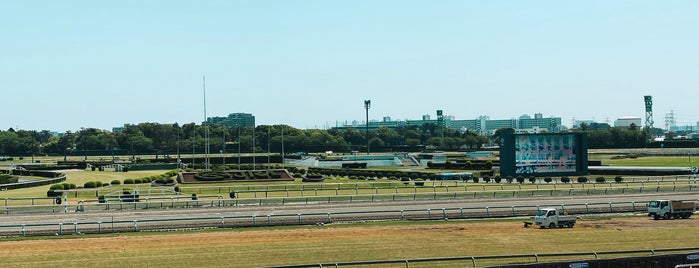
(177, 176), (699, 194)
(261, 247), (699, 268)
(1, 200), (691, 237)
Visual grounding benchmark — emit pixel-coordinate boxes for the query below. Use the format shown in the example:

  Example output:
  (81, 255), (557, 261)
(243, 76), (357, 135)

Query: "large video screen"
(499, 132), (587, 177)
(515, 134), (576, 174)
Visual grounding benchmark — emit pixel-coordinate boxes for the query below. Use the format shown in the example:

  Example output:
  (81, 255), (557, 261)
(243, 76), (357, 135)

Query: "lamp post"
(364, 100), (371, 155)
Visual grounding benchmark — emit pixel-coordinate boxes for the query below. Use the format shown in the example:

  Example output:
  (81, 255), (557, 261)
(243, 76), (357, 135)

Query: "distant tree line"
(0, 123), (489, 157)
(0, 123), (690, 157)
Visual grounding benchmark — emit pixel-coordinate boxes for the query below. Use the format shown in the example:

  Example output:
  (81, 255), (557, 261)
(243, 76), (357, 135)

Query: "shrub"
(133, 178), (143, 184)
(561, 176), (571, 183)
(414, 178), (425, 186)
(174, 186), (180, 193)
(595, 176), (606, 183)
(528, 176), (536, 184)
(388, 176), (398, 181)
(358, 176), (366, 180)
(102, 182), (110, 187)
(50, 184), (65, 190)
(614, 176), (624, 183)
(494, 175), (502, 183)
(63, 183), (77, 189)
(576, 176), (588, 183)
(506, 176), (514, 183)
(124, 178), (134, 184)
(472, 177), (480, 183)
(483, 175), (491, 183)
(0, 174), (18, 184)
(83, 181), (98, 188)
(544, 177), (552, 183)
(349, 176), (358, 180)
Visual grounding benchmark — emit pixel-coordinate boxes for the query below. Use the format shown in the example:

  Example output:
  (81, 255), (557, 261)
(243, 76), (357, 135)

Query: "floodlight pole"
(364, 100), (371, 155)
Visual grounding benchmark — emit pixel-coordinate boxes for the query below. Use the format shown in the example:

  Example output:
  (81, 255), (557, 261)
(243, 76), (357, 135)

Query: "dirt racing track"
(0, 191), (697, 237)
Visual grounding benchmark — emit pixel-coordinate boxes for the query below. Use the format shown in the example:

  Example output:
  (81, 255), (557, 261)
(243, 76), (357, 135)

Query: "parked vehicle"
(647, 200), (696, 220)
(524, 208), (576, 228)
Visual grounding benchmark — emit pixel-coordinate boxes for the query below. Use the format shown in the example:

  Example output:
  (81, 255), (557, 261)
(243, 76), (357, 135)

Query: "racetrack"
(1, 191), (697, 236)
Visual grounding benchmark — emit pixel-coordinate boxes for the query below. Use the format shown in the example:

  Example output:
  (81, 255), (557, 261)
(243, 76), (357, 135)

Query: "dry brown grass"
(0, 216), (697, 268)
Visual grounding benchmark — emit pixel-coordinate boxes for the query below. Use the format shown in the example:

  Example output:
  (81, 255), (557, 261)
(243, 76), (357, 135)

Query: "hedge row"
(308, 167), (441, 181)
(0, 174), (18, 184)
(427, 160), (494, 170)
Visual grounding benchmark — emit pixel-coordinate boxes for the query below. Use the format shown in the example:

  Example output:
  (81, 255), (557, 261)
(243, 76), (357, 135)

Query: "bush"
(0, 174), (18, 184)
(50, 184), (65, 190)
(124, 178), (135, 184)
(544, 177), (552, 183)
(102, 182), (110, 187)
(614, 176), (624, 183)
(358, 176), (366, 180)
(472, 177), (480, 183)
(494, 175), (502, 183)
(414, 178), (425, 186)
(528, 176), (536, 184)
(83, 181), (98, 188)
(63, 183), (76, 189)
(576, 176), (588, 183)
(174, 186), (180, 193)
(349, 176), (358, 180)
(595, 176), (606, 183)
(482, 175), (491, 183)
(561, 176), (571, 183)
(506, 176), (514, 183)
(133, 178), (143, 184)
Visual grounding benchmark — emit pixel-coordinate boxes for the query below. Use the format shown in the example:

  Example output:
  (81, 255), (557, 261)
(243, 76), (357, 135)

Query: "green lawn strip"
(590, 155), (698, 167)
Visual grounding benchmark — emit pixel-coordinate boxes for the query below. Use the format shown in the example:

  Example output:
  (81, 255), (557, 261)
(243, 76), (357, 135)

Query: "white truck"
(647, 200), (696, 220)
(524, 208), (577, 228)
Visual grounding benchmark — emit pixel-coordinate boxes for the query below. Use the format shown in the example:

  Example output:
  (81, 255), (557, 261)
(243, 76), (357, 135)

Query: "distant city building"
(333, 113), (562, 134)
(112, 125), (127, 133)
(614, 116), (642, 128)
(206, 113), (255, 128)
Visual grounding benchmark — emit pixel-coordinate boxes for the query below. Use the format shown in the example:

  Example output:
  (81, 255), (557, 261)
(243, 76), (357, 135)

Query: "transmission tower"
(665, 110), (676, 132)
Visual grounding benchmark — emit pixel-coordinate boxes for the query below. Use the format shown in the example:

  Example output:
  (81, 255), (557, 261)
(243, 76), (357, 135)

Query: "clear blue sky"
(2, 1), (698, 132)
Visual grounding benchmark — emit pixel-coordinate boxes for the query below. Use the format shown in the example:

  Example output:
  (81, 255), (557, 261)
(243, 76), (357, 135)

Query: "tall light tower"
(644, 95), (654, 142)
(437, 110), (445, 138)
(364, 100), (371, 154)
